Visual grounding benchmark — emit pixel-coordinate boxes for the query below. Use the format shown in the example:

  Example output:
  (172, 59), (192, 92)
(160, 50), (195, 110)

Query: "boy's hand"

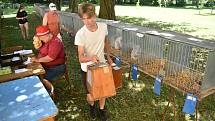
(107, 57), (113, 65)
(91, 55), (98, 63)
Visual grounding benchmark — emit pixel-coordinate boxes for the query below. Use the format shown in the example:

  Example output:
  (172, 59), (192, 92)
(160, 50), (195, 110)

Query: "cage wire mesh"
(107, 23), (215, 99)
(59, 12), (75, 33)
(164, 41), (205, 96)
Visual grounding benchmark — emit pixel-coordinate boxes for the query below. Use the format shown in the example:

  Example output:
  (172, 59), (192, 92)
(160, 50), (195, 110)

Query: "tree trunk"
(50, 0), (61, 11)
(98, 0), (116, 20)
(69, 0), (79, 13)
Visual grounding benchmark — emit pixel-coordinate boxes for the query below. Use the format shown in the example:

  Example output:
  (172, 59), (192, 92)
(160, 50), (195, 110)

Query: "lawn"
(1, 5), (215, 121)
(95, 5), (215, 40)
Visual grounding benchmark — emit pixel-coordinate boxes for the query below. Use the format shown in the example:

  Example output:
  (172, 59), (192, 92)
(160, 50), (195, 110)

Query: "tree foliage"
(69, 0), (79, 13)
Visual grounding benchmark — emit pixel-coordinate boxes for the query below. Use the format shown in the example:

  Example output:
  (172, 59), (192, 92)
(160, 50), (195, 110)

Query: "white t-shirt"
(75, 22), (108, 72)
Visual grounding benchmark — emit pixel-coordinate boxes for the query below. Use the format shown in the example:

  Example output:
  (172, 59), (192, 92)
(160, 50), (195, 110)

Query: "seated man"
(31, 26), (65, 93)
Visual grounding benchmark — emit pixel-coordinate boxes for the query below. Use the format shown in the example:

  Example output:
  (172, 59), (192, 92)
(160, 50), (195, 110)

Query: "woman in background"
(16, 4), (29, 40)
(43, 3), (62, 40)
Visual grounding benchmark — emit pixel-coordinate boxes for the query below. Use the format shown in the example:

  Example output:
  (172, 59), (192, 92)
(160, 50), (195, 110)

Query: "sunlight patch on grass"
(2, 14), (16, 18)
(4, 25), (19, 29)
(159, 101), (172, 107)
(128, 82), (146, 91)
(71, 113), (80, 119)
(152, 99), (173, 107)
(123, 72), (129, 78)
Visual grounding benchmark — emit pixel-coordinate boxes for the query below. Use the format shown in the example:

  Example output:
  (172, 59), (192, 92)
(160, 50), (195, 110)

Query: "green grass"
(117, 16), (198, 33)
(117, 15), (215, 40)
(1, 6), (215, 121)
(2, 6), (35, 15)
(112, 6), (215, 40)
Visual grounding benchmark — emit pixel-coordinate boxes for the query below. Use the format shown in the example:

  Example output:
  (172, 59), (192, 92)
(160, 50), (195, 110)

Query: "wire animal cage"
(59, 12), (75, 33)
(106, 21), (215, 100)
(163, 40), (215, 99)
(59, 12), (84, 34)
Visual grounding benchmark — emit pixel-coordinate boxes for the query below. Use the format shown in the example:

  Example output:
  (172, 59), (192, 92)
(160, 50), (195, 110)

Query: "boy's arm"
(104, 36), (113, 65)
(78, 45), (98, 63)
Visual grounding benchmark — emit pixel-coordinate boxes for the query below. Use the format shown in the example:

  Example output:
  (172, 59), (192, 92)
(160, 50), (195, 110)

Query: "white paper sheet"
(15, 68), (28, 73)
(111, 63), (116, 67)
(14, 50), (33, 55)
(23, 57), (32, 65)
(113, 66), (120, 70)
(12, 57), (20, 61)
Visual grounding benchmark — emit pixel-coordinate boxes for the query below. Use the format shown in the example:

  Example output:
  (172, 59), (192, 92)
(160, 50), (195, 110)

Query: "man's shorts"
(44, 64), (66, 82)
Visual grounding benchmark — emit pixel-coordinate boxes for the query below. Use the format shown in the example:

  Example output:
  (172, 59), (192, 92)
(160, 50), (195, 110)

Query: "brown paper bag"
(87, 63), (116, 100)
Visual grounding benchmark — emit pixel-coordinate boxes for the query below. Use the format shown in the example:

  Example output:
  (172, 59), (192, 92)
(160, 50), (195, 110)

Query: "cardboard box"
(87, 63), (116, 100)
(112, 66), (122, 89)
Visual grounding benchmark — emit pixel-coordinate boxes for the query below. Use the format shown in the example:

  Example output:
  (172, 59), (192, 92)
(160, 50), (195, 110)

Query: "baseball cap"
(35, 26), (50, 37)
(49, 3), (57, 11)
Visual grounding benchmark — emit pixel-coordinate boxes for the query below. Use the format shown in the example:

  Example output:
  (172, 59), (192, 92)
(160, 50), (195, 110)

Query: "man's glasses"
(50, 6), (56, 8)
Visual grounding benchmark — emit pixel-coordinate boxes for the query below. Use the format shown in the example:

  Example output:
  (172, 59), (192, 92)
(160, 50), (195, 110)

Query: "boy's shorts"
(81, 70), (89, 93)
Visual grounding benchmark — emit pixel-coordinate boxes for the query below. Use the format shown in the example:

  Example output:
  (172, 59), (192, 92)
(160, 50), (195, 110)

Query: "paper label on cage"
(187, 96), (197, 102)
(156, 77), (161, 82)
(133, 66), (137, 71)
(103, 67), (109, 73)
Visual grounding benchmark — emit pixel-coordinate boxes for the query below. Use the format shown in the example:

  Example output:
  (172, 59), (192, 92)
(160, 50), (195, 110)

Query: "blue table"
(0, 76), (58, 121)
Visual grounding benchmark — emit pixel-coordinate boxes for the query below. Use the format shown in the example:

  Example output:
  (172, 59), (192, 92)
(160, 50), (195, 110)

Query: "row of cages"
(107, 25), (215, 99)
(35, 4), (215, 99)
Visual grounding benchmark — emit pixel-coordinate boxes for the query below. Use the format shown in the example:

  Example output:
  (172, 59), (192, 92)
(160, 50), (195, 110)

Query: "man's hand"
(30, 57), (39, 62)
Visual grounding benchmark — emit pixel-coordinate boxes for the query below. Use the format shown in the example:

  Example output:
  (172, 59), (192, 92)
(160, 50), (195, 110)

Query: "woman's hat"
(35, 26), (50, 37)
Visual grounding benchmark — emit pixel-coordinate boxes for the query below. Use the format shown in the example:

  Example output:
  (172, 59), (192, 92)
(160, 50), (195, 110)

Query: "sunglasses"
(50, 6), (56, 8)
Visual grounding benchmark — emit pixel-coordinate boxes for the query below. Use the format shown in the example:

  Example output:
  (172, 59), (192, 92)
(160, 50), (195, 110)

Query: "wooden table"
(0, 61), (45, 83)
(0, 51), (45, 83)
(0, 76), (58, 121)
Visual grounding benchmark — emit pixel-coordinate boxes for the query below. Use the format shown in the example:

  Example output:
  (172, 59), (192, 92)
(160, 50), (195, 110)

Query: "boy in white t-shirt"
(74, 3), (113, 121)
